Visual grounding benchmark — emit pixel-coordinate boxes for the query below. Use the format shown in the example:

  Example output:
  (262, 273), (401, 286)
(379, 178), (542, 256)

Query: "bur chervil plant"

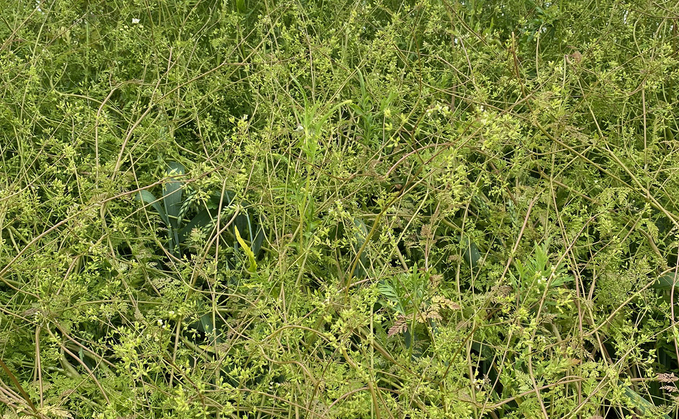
(3, 0), (679, 418)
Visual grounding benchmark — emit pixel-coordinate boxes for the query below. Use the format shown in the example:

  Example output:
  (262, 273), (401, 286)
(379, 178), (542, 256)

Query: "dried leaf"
(658, 373), (679, 383)
(427, 310), (442, 321)
(432, 295), (461, 310)
(388, 316), (408, 337)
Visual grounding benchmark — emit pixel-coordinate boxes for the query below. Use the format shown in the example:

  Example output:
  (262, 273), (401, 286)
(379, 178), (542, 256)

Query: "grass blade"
(235, 226), (257, 273)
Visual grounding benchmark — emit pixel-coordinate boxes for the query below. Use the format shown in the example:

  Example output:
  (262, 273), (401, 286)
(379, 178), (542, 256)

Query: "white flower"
(132, 18), (140, 24)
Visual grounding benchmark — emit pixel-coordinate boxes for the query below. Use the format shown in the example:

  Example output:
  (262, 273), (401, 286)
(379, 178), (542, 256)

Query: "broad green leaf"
(461, 236), (481, 268)
(251, 224), (265, 256)
(622, 382), (671, 419)
(135, 190), (170, 226)
(353, 218), (369, 278)
(179, 210), (214, 243)
(655, 272), (679, 290)
(207, 190), (236, 210)
(178, 191), (265, 257)
(179, 191), (236, 242)
(234, 212), (250, 246)
(235, 209), (264, 256)
(199, 313), (223, 344)
(163, 162), (185, 227)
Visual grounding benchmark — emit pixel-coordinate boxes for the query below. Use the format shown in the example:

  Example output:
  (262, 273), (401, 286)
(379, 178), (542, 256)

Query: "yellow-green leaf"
(234, 226), (257, 273)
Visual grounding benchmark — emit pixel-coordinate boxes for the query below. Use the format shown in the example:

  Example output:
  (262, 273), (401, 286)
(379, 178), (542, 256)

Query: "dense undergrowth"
(2, 0), (679, 417)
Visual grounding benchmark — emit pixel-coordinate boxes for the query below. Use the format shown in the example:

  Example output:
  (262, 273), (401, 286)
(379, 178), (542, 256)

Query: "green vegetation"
(2, 0), (679, 417)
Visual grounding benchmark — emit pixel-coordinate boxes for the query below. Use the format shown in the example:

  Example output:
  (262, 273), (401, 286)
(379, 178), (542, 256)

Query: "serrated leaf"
(378, 281), (405, 315)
